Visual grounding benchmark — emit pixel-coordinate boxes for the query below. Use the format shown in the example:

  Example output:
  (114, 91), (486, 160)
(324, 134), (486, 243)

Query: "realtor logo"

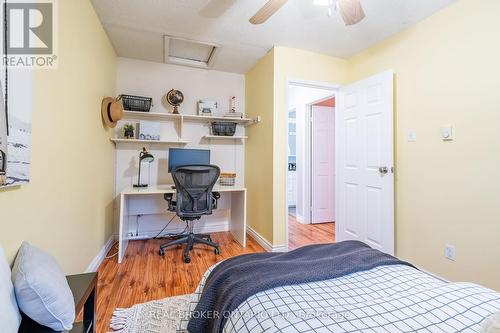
(2, 0), (57, 68)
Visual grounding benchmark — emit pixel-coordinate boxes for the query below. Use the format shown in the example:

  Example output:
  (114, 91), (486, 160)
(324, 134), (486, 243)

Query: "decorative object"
(12, 242), (75, 331)
(0, 46), (32, 188)
(225, 96), (244, 118)
(139, 121), (161, 141)
(134, 147), (155, 188)
(0, 149), (5, 186)
(101, 97), (124, 128)
(109, 294), (191, 333)
(230, 96), (236, 113)
(119, 94), (153, 112)
(211, 122), (237, 136)
(166, 89), (184, 114)
(198, 100), (218, 116)
(219, 172), (236, 186)
(123, 124), (135, 139)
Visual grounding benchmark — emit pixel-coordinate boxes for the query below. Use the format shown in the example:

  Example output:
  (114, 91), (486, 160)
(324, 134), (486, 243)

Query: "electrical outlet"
(445, 244), (456, 261)
(407, 129), (417, 142)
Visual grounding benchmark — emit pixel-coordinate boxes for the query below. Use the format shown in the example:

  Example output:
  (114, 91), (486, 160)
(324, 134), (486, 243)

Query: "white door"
(311, 105), (335, 224)
(336, 70), (394, 254)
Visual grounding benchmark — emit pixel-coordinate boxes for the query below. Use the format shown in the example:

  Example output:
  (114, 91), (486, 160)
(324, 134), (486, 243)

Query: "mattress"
(181, 264), (500, 332)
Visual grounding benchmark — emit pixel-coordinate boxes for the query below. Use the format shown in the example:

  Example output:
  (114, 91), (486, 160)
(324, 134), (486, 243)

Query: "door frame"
(285, 78), (339, 251)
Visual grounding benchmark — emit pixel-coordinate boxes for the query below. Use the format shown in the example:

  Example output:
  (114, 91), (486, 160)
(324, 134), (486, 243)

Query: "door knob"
(378, 166), (389, 175)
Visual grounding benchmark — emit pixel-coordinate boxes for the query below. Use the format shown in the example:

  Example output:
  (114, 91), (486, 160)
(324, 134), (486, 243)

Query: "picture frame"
(198, 100), (218, 117)
(0, 0), (34, 188)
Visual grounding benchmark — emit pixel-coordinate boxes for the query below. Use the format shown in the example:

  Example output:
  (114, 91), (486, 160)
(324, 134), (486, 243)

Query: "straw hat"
(101, 97), (124, 128)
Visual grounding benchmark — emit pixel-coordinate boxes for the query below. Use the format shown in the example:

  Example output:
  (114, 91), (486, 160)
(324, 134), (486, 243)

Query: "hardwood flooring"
(288, 215), (336, 250)
(95, 221), (335, 332)
(95, 233), (264, 332)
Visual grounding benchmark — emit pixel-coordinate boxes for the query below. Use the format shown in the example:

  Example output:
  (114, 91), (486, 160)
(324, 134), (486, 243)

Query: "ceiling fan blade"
(338, 0), (365, 26)
(199, 0), (236, 18)
(249, 0), (288, 25)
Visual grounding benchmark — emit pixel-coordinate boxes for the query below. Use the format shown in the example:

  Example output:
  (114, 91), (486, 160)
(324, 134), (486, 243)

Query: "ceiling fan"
(249, 0), (366, 26)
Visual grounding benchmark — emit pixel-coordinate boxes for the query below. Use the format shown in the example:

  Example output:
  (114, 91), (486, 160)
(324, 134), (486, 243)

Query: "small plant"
(123, 123), (135, 139)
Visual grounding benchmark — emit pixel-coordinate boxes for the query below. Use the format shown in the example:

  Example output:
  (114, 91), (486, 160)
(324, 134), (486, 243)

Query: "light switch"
(407, 129), (417, 142)
(441, 126), (454, 141)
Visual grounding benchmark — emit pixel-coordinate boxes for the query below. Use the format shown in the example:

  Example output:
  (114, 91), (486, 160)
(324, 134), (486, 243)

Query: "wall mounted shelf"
(203, 135), (248, 140)
(121, 111), (260, 126)
(110, 138), (189, 145)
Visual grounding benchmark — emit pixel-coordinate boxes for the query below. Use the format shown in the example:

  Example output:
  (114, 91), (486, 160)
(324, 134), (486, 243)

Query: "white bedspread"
(182, 264), (500, 332)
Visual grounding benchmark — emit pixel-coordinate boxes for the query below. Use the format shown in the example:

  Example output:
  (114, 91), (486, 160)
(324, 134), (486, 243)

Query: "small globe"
(167, 89), (184, 107)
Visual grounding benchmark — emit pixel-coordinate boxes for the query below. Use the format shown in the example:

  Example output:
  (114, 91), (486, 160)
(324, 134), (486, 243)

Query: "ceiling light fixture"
(314, 0), (334, 17)
(250, 0), (365, 26)
(313, 0), (332, 6)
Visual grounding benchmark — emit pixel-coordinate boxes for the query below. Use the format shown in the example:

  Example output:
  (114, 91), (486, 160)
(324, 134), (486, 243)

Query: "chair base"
(159, 232), (220, 263)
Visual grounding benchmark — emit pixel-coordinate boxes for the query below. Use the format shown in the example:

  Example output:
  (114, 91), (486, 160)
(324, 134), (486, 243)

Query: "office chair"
(159, 164), (221, 263)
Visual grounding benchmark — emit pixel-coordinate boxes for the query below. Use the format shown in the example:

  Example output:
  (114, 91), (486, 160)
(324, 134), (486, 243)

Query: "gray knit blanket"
(187, 240), (414, 333)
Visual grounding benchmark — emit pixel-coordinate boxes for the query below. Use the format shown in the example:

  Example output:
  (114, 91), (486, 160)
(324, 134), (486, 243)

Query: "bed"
(180, 242), (500, 333)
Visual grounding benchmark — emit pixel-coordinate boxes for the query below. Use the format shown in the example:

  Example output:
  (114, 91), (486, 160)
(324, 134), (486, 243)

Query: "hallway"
(288, 215), (335, 250)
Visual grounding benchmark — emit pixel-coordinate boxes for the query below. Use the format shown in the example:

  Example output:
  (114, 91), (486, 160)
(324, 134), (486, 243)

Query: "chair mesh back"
(171, 165), (221, 218)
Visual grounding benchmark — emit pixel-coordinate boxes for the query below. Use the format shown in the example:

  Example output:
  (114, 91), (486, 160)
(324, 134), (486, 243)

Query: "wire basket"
(119, 94), (153, 112)
(211, 122), (237, 136)
(219, 173), (236, 186)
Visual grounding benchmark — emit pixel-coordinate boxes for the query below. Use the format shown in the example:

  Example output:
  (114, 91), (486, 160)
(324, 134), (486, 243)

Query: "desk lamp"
(134, 147), (154, 188)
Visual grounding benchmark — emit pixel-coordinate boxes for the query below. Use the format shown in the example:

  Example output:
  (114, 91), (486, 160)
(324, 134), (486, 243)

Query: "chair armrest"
(212, 192), (220, 210)
(164, 193), (176, 212)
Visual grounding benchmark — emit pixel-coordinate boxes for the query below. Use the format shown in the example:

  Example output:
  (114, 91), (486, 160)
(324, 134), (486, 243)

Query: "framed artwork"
(0, 0), (33, 187)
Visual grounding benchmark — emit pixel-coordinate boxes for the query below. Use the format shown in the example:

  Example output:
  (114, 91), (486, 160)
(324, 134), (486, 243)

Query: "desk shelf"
(203, 135), (248, 140)
(114, 111), (259, 149)
(110, 138), (189, 145)
(122, 111), (260, 126)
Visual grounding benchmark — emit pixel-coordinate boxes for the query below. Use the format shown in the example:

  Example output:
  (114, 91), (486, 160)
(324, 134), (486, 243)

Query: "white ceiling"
(91, 0), (456, 74)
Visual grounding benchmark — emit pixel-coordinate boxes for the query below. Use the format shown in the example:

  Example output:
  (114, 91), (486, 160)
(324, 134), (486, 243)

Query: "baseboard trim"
(295, 215), (306, 224)
(246, 226), (287, 253)
(85, 235), (117, 273)
(126, 222), (229, 241)
(418, 267), (450, 283)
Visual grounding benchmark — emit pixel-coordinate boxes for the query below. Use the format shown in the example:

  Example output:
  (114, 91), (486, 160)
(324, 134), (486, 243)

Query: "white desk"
(118, 185), (247, 263)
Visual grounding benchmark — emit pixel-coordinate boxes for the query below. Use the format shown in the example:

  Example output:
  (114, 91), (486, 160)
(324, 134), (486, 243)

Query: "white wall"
(287, 85), (334, 223)
(115, 57), (245, 236)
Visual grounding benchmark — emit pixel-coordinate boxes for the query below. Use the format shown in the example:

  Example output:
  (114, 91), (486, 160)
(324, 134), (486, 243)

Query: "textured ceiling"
(91, 0), (456, 73)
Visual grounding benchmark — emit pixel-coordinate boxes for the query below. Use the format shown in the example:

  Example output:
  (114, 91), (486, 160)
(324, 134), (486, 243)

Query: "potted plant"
(123, 124), (135, 139)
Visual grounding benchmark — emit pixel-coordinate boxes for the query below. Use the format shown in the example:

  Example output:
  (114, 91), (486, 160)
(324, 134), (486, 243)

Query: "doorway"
(285, 71), (395, 254)
(286, 81), (337, 250)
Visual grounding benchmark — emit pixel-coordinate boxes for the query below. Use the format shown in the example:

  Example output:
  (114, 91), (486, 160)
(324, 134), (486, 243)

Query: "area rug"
(109, 294), (192, 333)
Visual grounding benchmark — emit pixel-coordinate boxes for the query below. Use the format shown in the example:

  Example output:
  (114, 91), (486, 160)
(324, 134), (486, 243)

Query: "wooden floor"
(95, 221), (335, 333)
(288, 215), (336, 250)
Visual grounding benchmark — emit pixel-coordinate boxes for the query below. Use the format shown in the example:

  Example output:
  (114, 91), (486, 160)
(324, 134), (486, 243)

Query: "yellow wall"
(272, 47), (348, 245)
(247, 0), (500, 290)
(348, 0), (500, 290)
(246, 47), (348, 245)
(245, 49), (275, 242)
(0, 0), (117, 273)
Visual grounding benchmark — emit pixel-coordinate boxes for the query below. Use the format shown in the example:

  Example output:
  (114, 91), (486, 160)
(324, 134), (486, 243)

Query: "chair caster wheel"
(184, 256), (191, 263)
(159, 249), (165, 257)
(214, 248), (220, 255)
